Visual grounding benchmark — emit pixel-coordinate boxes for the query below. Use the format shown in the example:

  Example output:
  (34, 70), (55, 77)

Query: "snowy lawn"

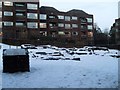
(0, 43), (119, 88)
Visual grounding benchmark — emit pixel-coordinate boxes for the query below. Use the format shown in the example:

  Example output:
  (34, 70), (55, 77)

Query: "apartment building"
(115, 18), (120, 45)
(1, 1), (94, 46)
(1, 1), (40, 44)
(39, 6), (94, 46)
(110, 18), (120, 45)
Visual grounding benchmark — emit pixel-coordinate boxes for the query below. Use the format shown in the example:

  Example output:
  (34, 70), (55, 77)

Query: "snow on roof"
(3, 49), (27, 56)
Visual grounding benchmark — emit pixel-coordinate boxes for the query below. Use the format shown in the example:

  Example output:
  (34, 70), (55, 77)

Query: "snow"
(3, 49), (27, 56)
(0, 43), (119, 88)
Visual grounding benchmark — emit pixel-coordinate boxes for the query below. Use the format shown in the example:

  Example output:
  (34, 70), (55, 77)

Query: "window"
(27, 22), (38, 28)
(16, 22), (25, 26)
(4, 21), (13, 26)
(0, 22), (2, 28)
(65, 32), (71, 37)
(65, 16), (70, 21)
(58, 31), (65, 35)
(27, 4), (38, 10)
(0, 32), (2, 36)
(27, 13), (38, 19)
(4, 1), (13, 6)
(0, 2), (2, 7)
(87, 25), (93, 30)
(71, 16), (77, 20)
(49, 23), (57, 28)
(4, 11), (13, 16)
(40, 14), (47, 20)
(72, 24), (78, 28)
(58, 23), (64, 27)
(40, 23), (47, 28)
(49, 15), (55, 19)
(88, 32), (93, 37)
(58, 31), (71, 37)
(81, 25), (87, 29)
(58, 15), (64, 19)
(0, 11), (2, 17)
(16, 13), (24, 16)
(116, 29), (119, 32)
(72, 32), (78, 36)
(40, 31), (47, 36)
(87, 18), (92, 23)
(15, 3), (25, 7)
(115, 22), (118, 26)
(65, 24), (71, 29)
(80, 17), (87, 23)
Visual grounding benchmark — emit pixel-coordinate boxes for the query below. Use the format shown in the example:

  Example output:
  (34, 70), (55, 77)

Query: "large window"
(40, 23), (47, 28)
(27, 22), (38, 28)
(65, 16), (70, 21)
(87, 18), (93, 23)
(72, 24), (78, 28)
(4, 11), (13, 16)
(4, 21), (13, 26)
(4, 1), (13, 6)
(0, 11), (2, 17)
(0, 2), (2, 7)
(27, 13), (38, 19)
(27, 4), (38, 10)
(71, 16), (77, 20)
(0, 22), (2, 28)
(87, 25), (93, 30)
(65, 24), (71, 29)
(58, 15), (64, 19)
(40, 14), (47, 20)
(58, 23), (64, 27)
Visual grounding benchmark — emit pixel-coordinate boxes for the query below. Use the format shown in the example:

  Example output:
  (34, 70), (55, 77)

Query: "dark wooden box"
(3, 49), (30, 73)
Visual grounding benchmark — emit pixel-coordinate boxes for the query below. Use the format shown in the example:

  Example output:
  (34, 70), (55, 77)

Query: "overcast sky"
(40, 0), (118, 32)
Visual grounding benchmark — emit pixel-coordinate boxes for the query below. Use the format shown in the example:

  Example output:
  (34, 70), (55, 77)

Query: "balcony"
(49, 18), (58, 22)
(49, 26), (58, 31)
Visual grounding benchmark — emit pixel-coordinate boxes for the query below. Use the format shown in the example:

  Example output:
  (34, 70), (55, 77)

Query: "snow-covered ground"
(0, 43), (119, 88)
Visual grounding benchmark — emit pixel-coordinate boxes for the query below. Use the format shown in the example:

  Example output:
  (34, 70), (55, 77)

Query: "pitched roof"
(67, 9), (92, 17)
(40, 6), (59, 13)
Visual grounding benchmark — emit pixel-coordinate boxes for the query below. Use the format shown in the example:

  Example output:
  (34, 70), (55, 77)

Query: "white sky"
(40, 0), (119, 31)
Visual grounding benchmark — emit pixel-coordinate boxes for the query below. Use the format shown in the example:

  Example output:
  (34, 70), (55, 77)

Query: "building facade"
(110, 18), (120, 45)
(109, 1), (120, 46)
(39, 6), (94, 47)
(1, 1), (40, 44)
(115, 18), (120, 45)
(1, 1), (94, 47)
